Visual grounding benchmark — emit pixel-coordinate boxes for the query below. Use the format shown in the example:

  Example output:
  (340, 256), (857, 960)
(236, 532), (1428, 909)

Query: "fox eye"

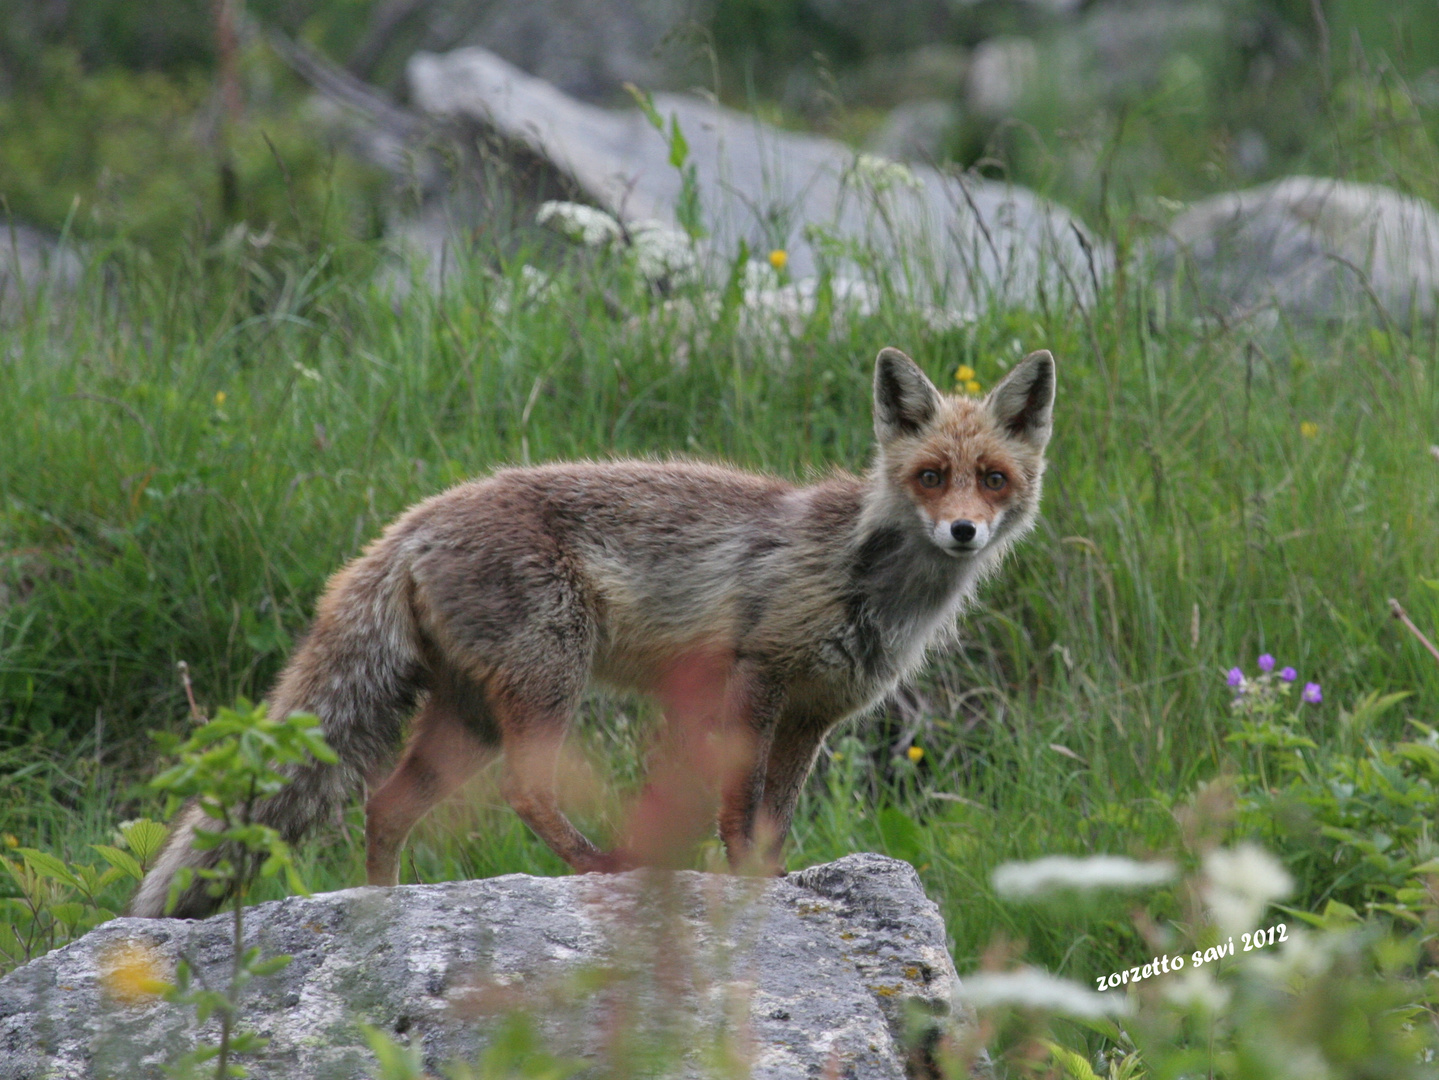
(918, 469), (942, 488)
(983, 470), (1007, 491)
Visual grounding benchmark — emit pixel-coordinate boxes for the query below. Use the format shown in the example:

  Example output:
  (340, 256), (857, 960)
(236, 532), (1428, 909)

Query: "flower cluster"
(1202, 842), (1292, 936)
(1225, 653), (1320, 705)
(850, 152), (924, 194)
(955, 364), (982, 396)
(536, 200), (624, 247)
(535, 203), (699, 285)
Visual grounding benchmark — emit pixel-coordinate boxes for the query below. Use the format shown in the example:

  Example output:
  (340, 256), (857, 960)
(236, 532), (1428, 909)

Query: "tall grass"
(2, 201), (1438, 991)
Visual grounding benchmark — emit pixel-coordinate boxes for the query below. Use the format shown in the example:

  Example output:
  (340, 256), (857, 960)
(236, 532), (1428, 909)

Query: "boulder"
(406, 46), (1108, 311)
(1146, 176), (1439, 326)
(0, 853), (987, 1080)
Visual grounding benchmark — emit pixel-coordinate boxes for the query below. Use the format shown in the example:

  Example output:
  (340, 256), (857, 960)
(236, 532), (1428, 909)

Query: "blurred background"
(3, 0), (1437, 259)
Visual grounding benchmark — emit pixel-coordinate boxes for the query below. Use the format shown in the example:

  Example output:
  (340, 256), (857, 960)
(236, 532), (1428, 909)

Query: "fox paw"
(583, 848), (642, 874)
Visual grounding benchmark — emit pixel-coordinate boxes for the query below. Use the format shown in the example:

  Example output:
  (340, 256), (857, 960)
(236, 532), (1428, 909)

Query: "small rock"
(965, 37), (1039, 118)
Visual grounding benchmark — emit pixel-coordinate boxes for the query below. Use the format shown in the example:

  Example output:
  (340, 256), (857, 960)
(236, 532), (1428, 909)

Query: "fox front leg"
(753, 710), (834, 871)
(713, 664), (788, 872)
(621, 653), (785, 870)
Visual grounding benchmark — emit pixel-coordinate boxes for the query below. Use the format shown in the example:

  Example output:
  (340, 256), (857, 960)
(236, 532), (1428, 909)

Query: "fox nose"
(951, 520), (977, 544)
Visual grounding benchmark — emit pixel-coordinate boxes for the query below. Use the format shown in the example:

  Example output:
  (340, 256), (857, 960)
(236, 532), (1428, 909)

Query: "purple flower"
(1302, 682), (1322, 704)
(1279, 667), (1297, 683)
(1226, 667), (1244, 688)
(1258, 654), (1275, 673)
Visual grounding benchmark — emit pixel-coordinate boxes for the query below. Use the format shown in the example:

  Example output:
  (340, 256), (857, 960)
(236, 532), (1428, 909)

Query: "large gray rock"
(0, 854), (984, 1079)
(1146, 176), (1439, 326)
(405, 46), (1107, 311)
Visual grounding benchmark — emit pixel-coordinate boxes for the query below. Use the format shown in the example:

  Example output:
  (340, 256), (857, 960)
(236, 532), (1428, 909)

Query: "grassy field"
(3, 203), (1439, 1071)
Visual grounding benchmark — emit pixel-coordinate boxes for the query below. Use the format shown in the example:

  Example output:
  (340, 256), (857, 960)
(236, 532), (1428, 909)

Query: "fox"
(129, 346), (1055, 919)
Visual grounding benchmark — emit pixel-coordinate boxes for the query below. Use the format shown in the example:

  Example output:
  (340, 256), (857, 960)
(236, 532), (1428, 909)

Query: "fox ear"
(987, 349), (1055, 448)
(873, 347), (942, 442)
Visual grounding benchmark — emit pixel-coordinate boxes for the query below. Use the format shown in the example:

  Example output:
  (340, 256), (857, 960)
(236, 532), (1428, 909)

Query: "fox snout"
(950, 519), (983, 547)
(929, 513), (1000, 556)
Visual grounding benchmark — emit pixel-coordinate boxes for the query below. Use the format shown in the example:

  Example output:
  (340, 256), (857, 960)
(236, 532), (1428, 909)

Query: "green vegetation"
(4, 2), (1439, 1075)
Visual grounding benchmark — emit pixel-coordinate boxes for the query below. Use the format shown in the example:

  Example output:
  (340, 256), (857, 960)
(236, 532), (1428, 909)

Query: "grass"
(3, 203), (1439, 1008)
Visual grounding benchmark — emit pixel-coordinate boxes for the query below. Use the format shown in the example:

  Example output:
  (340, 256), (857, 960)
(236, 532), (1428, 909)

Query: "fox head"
(870, 346), (1055, 560)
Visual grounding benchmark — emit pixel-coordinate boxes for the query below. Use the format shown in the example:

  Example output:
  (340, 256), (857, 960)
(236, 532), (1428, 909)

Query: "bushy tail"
(129, 543), (425, 918)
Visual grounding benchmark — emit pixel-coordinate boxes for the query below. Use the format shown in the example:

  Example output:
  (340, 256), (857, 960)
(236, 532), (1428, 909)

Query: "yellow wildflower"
(907, 745), (925, 763)
(965, 379), (982, 395)
(214, 391), (227, 407)
(955, 365), (975, 383)
(1300, 421), (1318, 439)
(99, 940), (172, 1005)
(768, 249), (788, 272)
(2, 833), (16, 848)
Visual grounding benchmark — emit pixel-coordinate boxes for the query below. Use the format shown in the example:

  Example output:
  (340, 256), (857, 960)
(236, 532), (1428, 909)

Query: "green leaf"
(19, 848), (80, 889)
(622, 82), (664, 131)
(48, 902), (86, 927)
(249, 954), (292, 977)
(877, 808), (924, 865)
(92, 844), (144, 881)
(121, 819), (170, 868)
(667, 113), (689, 169)
(1044, 1040), (1104, 1080)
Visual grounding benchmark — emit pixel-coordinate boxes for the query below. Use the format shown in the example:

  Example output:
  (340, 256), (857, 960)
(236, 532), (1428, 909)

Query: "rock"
(449, 0), (715, 103)
(1146, 176), (1439, 326)
(0, 853), (988, 1080)
(406, 46), (1107, 310)
(866, 99), (960, 163)
(0, 221), (83, 320)
(964, 37), (1039, 119)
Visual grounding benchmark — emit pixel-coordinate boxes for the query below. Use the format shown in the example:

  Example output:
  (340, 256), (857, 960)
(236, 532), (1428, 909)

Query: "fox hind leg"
(489, 665), (614, 872)
(365, 674), (499, 887)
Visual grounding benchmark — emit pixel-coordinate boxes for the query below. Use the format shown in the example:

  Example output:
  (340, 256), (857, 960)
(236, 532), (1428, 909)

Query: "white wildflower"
(629, 219), (698, 283)
(1162, 967), (1231, 1014)
(491, 264), (554, 316)
(992, 855), (1177, 900)
(742, 258), (780, 293)
(1202, 843), (1292, 937)
(851, 153), (924, 194)
(536, 201), (623, 247)
(956, 969), (1129, 1018)
(1249, 927), (1331, 987)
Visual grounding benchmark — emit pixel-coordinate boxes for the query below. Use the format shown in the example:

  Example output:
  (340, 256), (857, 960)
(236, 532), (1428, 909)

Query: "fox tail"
(128, 543), (423, 918)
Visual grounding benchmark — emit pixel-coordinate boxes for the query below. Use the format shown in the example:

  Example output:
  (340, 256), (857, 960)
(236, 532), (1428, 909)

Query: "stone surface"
(406, 46), (1107, 311)
(0, 221), (83, 320)
(449, 0), (714, 103)
(865, 99), (961, 164)
(0, 854), (983, 1080)
(1146, 176), (1439, 325)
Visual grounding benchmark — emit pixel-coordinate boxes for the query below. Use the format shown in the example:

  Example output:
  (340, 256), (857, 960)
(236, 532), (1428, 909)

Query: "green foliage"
(148, 699), (335, 1079)
(0, 818), (164, 975)
(0, 46), (388, 251)
(1230, 683), (1439, 920)
(150, 699), (335, 909)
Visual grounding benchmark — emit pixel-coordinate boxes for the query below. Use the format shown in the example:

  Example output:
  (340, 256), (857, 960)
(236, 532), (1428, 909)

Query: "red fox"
(130, 346), (1055, 918)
